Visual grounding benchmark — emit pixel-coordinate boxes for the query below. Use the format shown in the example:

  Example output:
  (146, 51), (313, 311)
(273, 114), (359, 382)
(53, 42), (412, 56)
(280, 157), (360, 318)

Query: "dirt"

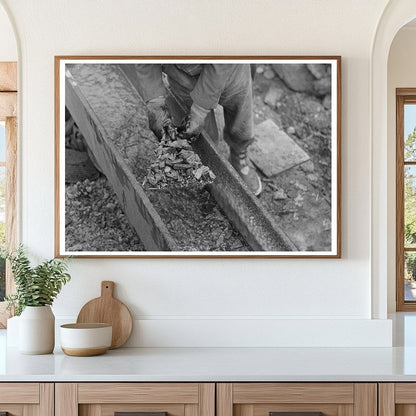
(147, 187), (248, 251)
(252, 65), (332, 251)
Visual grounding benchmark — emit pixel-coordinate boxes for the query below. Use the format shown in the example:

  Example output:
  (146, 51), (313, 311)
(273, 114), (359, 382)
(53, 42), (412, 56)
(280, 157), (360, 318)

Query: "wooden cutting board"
(76, 281), (133, 349)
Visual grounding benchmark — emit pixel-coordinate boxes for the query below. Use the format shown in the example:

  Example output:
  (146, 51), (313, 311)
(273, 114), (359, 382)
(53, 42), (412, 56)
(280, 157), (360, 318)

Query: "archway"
(371, 0), (416, 319)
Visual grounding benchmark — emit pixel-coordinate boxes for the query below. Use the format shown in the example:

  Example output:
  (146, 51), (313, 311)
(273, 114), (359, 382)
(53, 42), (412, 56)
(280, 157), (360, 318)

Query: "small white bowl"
(60, 323), (112, 356)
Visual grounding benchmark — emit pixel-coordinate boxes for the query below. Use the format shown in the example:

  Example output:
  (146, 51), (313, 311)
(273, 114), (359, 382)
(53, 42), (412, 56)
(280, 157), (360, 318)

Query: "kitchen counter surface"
(3, 344), (416, 382)
(2, 313), (416, 382)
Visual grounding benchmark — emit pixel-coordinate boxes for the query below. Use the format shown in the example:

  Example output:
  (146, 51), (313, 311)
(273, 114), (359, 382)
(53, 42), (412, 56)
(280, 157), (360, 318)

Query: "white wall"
(0, 0), (394, 347)
(0, 3), (16, 61)
(387, 26), (416, 312)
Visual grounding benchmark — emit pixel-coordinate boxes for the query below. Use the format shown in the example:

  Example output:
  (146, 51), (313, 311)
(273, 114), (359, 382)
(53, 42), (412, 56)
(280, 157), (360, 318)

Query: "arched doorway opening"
(371, 1), (416, 319)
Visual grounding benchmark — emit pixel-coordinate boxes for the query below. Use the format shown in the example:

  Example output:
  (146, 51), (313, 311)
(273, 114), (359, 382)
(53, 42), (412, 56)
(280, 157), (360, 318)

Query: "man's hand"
(181, 103), (211, 140)
(146, 96), (169, 140)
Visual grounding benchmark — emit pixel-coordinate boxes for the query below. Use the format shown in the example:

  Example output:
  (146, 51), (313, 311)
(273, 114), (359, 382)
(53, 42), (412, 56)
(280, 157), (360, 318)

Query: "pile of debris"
(143, 118), (216, 189)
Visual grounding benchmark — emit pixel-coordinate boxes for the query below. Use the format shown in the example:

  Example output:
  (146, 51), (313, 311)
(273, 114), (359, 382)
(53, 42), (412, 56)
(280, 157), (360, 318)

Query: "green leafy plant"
(4, 246), (71, 316)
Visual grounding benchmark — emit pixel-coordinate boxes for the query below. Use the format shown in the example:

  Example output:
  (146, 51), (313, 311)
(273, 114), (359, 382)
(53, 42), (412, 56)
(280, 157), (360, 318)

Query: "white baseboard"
(54, 316), (392, 348)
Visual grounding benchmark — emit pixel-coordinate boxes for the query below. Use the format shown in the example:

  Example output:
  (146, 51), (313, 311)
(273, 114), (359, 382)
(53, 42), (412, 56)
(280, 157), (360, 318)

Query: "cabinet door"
(55, 383), (215, 416)
(0, 383), (53, 416)
(217, 383), (377, 416)
(379, 383), (416, 416)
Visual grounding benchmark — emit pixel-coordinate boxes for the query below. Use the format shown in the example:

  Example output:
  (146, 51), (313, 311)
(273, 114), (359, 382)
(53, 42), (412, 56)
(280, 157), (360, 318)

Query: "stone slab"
(249, 119), (310, 177)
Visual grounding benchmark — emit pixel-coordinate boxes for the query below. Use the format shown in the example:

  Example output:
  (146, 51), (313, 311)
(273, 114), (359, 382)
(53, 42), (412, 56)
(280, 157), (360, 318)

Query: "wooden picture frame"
(55, 56), (341, 258)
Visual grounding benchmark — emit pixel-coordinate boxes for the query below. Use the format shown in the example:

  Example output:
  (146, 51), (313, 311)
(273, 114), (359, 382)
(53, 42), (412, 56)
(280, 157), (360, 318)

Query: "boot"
(230, 149), (262, 196)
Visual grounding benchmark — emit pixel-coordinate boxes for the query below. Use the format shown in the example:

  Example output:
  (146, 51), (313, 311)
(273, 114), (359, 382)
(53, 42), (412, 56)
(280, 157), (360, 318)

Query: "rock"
(273, 189), (287, 200)
(256, 65), (265, 74)
(300, 97), (325, 114)
(264, 85), (284, 108)
(287, 126), (296, 135)
(286, 189), (297, 198)
(249, 119), (309, 177)
(263, 68), (275, 79)
(306, 63), (329, 79)
(281, 202), (296, 214)
(323, 94), (332, 109)
(313, 76), (331, 96)
(295, 181), (308, 192)
(273, 63), (332, 97)
(307, 173), (318, 182)
(230, 240), (244, 250)
(211, 227), (223, 239)
(272, 64), (316, 94)
(322, 218), (331, 231)
(216, 232), (226, 246)
(301, 161), (315, 173)
(294, 193), (304, 206)
(305, 111), (331, 131)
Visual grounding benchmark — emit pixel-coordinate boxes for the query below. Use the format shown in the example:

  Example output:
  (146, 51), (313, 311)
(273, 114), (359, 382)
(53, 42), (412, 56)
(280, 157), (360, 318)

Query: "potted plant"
(4, 246), (71, 354)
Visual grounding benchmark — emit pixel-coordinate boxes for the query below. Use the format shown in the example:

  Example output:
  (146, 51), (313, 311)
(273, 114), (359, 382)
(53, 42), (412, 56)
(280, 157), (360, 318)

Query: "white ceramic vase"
(19, 306), (55, 354)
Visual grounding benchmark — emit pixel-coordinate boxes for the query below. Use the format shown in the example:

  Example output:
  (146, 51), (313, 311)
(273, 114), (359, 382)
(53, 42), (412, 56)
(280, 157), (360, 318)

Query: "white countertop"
(2, 313), (416, 382)
(3, 345), (416, 382)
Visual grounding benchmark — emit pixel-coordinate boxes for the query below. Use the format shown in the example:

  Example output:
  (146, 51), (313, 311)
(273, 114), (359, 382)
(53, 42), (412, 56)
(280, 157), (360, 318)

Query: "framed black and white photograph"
(55, 56), (341, 258)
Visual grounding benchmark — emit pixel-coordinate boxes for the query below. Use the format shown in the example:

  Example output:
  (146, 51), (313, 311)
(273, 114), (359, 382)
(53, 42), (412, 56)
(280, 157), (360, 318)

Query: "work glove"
(146, 96), (169, 140)
(181, 103), (211, 141)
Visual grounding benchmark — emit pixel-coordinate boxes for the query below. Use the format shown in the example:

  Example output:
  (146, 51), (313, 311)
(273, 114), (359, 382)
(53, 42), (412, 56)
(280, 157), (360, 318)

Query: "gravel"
(65, 177), (144, 252)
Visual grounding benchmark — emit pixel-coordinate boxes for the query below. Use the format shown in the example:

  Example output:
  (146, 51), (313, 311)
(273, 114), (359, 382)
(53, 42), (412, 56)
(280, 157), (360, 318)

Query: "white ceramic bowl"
(60, 323), (112, 356)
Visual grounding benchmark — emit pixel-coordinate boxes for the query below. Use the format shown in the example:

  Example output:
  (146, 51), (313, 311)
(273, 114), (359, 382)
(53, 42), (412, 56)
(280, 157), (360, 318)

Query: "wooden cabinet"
(379, 383), (416, 416)
(0, 383), (53, 416)
(217, 383), (377, 416)
(55, 383), (215, 416)
(0, 380), (410, 416)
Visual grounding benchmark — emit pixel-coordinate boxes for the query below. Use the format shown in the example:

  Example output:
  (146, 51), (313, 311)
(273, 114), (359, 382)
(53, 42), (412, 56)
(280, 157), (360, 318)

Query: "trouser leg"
(219, 65), (254, 154)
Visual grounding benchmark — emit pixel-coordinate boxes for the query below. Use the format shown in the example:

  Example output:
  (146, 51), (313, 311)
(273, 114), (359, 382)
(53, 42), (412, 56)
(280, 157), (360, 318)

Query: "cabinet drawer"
(379, 383), (416, 415)
(78, 383), (200, 404)
(56, 383), (215, 416)
(0, 383), (39, 403)
(218, 383), (376, 416)
(0, 383), (53, 415)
